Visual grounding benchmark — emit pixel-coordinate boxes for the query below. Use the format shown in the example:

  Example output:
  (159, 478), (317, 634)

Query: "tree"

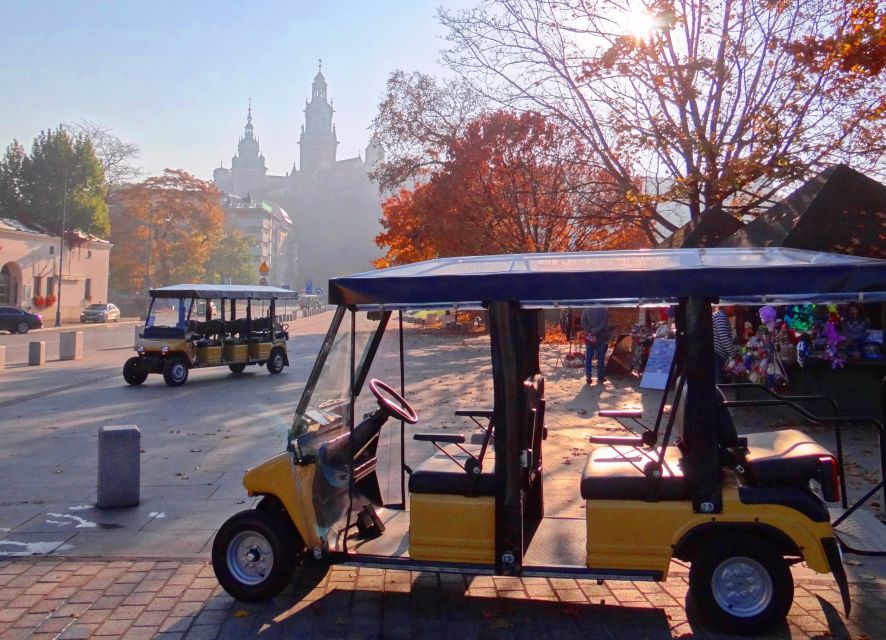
(204, 230), (255, 285)
(439, 0), (886, 240)
(110, 170), (224, 293)
(0, 128), (109, 236)
(0, 140), (26, 218)
(375, 110), (645, 267)
(369, 70), (488, 191)
(69, 120), (142, 196)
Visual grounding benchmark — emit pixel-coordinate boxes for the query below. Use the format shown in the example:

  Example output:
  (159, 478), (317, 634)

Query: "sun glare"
(621, 4), (657, 43)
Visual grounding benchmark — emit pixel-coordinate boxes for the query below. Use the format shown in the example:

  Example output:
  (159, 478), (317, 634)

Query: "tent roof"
(721, 165), (886, 259)
(328, 247), (886, 308)
(658, 207), (745, 248)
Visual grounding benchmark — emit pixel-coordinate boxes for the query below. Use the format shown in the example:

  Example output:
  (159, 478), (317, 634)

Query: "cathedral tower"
(231, 101), (268, 197)
(299, 62), (338, 174)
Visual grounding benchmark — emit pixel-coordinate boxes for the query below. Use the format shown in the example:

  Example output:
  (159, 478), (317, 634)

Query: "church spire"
(244, 98), (254, 137)
(300, 62), (338, 173)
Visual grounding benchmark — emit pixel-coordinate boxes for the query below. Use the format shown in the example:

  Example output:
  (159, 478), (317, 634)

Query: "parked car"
(80, 302), (120, 323)
(0, 306), (43, 334)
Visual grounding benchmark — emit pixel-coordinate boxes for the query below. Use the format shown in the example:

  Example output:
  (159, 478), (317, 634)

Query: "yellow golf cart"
(123, 284), (298, 387)
(212, 248), (886, 634)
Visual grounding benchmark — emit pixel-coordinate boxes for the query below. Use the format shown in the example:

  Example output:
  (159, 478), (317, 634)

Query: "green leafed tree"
(0, 127), (109, 237)
(204, 230), (256, 285)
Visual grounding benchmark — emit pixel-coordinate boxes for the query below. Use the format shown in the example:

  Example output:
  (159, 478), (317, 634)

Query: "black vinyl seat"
(737, 430), (835, 487)
(408, 454), (496, 496)
(715, 391), (836, 488)
(580, 444), (688, 500)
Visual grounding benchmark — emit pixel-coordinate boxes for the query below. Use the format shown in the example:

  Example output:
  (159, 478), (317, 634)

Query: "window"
(84, 278), (92, 301)
(34, 276), (42, 297)
(49, 245), (54, 255)
(47, 277), (55, 297)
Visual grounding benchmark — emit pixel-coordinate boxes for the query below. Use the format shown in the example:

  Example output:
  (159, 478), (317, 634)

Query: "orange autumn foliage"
(375, 111), (647, 267)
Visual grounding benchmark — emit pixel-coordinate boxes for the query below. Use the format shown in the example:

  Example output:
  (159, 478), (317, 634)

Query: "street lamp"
(54, 173), (68, 327)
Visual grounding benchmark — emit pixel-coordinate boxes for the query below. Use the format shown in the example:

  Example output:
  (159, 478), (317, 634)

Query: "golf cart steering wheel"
(369, 379), (418, 424)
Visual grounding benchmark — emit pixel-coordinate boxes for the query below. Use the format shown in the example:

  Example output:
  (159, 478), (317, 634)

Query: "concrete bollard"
(97, 425), (141, 508)
(28, 341), (46, 366)
(0, 345), (5, 374)
(59, 331), (84, 361)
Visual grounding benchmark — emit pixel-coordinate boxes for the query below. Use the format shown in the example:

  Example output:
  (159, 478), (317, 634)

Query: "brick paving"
(1, 558), (884, 639)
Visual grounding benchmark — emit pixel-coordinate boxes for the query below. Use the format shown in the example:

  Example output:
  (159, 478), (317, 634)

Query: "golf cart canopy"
(149, 284), (300, 300)
(328, 248), (886, 308)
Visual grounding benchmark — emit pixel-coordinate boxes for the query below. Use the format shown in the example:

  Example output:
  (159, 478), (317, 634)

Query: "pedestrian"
(713, 306), (736, 385)
(581, 307), (611, 385)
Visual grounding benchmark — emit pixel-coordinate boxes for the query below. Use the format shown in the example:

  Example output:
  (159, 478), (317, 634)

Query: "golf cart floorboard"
(830, 507), (886, 556)
(523, 516), (586, 567)
(342, 508), (410, 557)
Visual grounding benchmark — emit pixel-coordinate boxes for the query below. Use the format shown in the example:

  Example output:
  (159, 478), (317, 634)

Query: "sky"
(0, 1), (466, 180)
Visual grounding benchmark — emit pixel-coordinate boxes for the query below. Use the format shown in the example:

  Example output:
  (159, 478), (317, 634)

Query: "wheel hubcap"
(711, 556), (773, 618)
(227, 531), (274, 586)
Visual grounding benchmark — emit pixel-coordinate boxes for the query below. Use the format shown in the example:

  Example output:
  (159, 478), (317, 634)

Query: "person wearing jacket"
(581, 307), (611, 385)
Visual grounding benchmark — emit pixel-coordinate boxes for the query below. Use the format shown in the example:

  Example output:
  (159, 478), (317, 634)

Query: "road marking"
(0, 540), (71, 556)
(46, 513), (97, 529)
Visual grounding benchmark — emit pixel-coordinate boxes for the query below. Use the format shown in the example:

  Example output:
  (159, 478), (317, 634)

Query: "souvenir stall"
(721, 302), (886, 415)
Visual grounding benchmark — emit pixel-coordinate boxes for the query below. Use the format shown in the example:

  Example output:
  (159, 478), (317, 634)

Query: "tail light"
(818, 456), (840, 502)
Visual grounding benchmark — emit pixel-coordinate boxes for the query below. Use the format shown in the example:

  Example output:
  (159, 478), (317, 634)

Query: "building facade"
(212, 65), (384, 290)
(219, 195), (294, 286)
(0, 218), (112, 322)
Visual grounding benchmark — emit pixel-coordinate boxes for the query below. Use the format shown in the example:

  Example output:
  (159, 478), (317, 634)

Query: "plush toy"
(787, 304), (814, 332)
(759, 306), (777, 332)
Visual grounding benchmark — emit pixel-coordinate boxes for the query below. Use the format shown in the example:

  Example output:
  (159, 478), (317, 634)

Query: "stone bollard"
(0, 345), (5, 374)
(59, 331), (84, 361)
(97, 425), (141, 508)
(28, 341), (46, 366)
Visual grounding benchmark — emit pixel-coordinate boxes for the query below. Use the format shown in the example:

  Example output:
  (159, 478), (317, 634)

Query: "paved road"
(0, 320), (141, 365)
(0, 314), (884, 639)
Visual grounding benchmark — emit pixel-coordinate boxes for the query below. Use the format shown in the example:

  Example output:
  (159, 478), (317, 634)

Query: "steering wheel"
(368, 379), (418, 424)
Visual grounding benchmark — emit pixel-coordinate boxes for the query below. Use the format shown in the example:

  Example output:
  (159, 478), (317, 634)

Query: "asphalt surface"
(0, 316), (884, 639)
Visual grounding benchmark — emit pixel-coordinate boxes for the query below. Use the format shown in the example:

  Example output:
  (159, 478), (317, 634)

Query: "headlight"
(136, 346), (144, 353)
(161, 346), (169, 354)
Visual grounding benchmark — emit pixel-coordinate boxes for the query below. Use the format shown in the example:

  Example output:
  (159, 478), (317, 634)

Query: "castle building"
(213, 64), (384, 290)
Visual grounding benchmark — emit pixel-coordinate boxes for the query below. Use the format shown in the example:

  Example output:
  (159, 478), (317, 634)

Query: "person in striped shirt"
(713, 306), (737, 384)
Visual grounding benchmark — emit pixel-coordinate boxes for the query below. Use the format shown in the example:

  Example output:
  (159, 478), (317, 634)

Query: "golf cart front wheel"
(212, 509), (299, 602)
(266, 348), (285, 374)
(688, 534), (793, 634)
(162, 357), (189, 386)
(123, 357), (148, 386)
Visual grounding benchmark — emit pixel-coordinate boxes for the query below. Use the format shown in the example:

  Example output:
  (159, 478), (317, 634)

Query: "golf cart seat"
(735, 430), (838, 491)
(408, 454), (496, 496)
(580, 444), (688, 500)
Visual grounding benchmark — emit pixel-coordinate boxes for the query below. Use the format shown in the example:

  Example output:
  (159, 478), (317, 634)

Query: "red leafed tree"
(110, 169), (224, 292)
(375, 110), (646, 267)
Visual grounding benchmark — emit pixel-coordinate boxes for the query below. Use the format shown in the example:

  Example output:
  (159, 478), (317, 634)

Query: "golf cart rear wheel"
(162, 357), (189, 387)
(267, 348), (285, 374)
(212, 509), (300, 602)
(229, 363), (247, 374)
(688, 534), (793, 634)
(123, 357), (148, 386)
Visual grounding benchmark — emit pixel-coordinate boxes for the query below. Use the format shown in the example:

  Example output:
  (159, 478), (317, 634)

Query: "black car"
(0, 306), (43, 334)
